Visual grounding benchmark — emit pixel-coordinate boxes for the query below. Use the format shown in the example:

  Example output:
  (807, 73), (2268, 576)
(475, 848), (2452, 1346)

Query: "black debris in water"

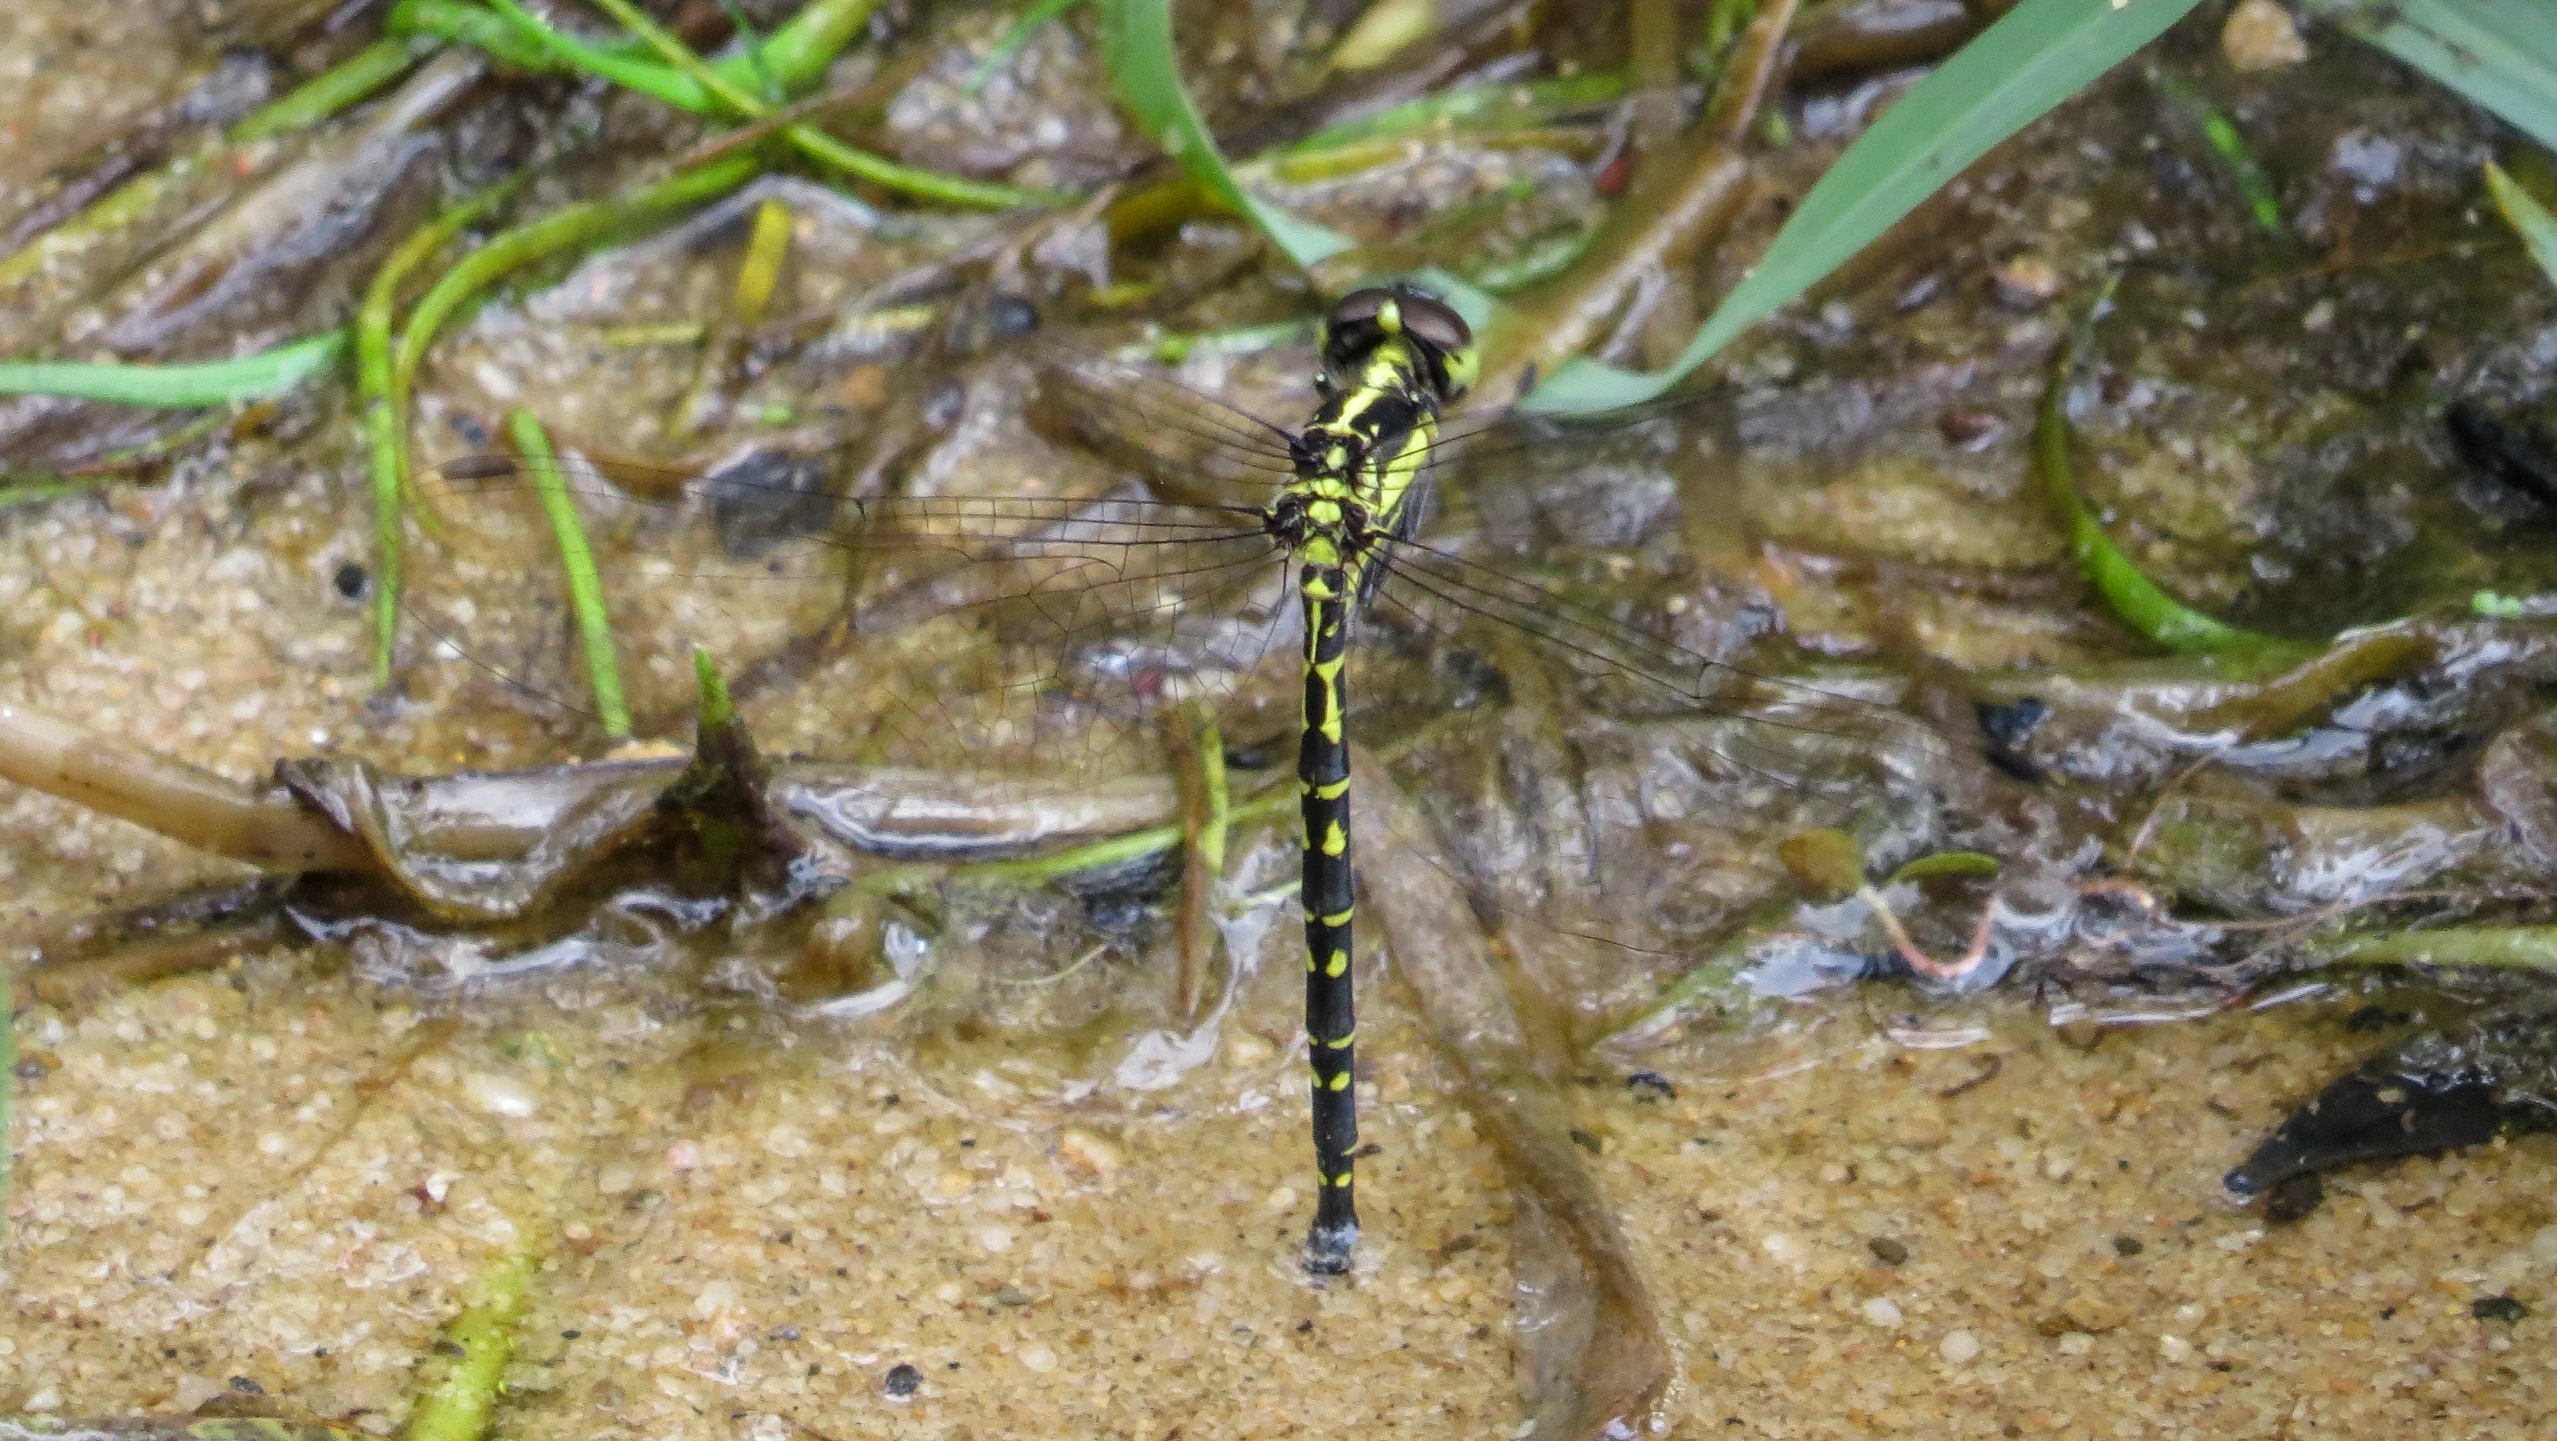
(2111, 1235), (2144, 1257)
(2225, 1013), (2557, 1204)
(332, 561), (367, 599)
(1975, 697), (2051, 783)
(2472, 1294), (2530, 1324)
(1626, 1071), (1677, 1102)
(882, 1362), (922, 1398)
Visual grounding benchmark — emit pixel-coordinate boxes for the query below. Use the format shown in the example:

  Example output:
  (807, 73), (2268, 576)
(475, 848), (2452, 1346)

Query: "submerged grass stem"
(0, 329), (347, 407)
(363, 171), (533, 683)
(507, 410), (630, 740)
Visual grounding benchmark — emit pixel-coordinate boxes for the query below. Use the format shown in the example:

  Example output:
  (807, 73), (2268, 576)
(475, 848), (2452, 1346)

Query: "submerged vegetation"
(3, 0), (2557, 1434)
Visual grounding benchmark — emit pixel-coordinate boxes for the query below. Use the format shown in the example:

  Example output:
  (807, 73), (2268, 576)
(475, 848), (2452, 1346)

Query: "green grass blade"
(2156, 73), (2284, 234)
(392, 0), (571, 70)
(2486, 161), (2557, 289)
(693, 646), (736, 733)
(363, 172), (533, 685)
(1098, 0), (1352, 267)
(2320, 0), (2557, 153)
(402, 1244), (536, 1441)
(0, 329), (346, 406)
(2035, 287), (2300, 661)
(507, 409), (630, 739)
(391, 154), (759, 412)
(1517, 0), (2209, 414)
(229, 36), (438, 143)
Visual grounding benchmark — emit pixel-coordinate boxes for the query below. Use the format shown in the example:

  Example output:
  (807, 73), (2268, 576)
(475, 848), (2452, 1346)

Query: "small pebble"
(2159, 1334), (2194, 1363)
(1939, 1330), (1980, 1364)
(2112, 1235), (2144, 1257)
(1993, 256), (2063, 310)
(996, 1285), (1031, 1306)
(2529, 1224), (2557, 1267)
(2221, 0), (2307, 70)
(1059, 1129), (1121, 1178)
(1018, 1342), (1058, 1373)
(1862, 1297), (1904, 1328)
(1937, 409), (2004, 448)
(462, 1071), (536, 1118)
(1869, 1237), (1910, 1267)
(881, 1363), (921, 1399)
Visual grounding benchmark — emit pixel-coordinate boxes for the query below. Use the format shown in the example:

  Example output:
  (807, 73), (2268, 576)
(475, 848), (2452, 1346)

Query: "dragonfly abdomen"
(1298, 570), (1359, 1274)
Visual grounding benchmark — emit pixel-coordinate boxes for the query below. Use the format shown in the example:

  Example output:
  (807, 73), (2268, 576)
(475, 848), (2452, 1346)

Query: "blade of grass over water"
(1514, 0), (2210, 414)
(2036, 286), (2301, 662)
(389, 153), (759, 432)
(2156, 73), (2284, 234)
(2313, 924), (2557, 972)
(1285, 73), (1628, 154)
(230, 36), (440, 143)
(484, 0), (1054, 207)
(363, 172), (533, 684)
(0, 329), (347, 406)
(1099, 0), (1353, 267)
(506, 409), (630, 740)
(393, 0), (572, 69)
(2318, 0), (2557, 153)
(2486, 161), (2557, 288)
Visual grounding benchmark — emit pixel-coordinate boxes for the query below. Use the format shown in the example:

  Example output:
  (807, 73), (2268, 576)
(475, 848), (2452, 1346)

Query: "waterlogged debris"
(1360, 774), (1670, 1441)
(2228, 1009), (2557, 1214)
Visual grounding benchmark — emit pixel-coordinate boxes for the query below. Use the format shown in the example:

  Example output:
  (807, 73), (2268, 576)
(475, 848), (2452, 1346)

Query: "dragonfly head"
(1321, 284), (1477, 406)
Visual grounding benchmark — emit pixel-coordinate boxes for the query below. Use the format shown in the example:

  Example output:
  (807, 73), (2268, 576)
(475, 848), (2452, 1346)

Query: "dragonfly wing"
(1023, 338), (1303, 507)
(402, 449), (1295, 804)
(1363, 535), (1956, 788)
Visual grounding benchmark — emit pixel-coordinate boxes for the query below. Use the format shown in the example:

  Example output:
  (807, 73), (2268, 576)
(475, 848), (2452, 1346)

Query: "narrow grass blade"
(2486, 161), (2557, 289)
(507, 409), (631, 740)
(2320, 0), (2557, 153)
(363, 172), (532, 685)
(1099, 0), (1353, 267)
(0, 329), (346, 406)
(229, 36), (438, 143)
(2035, 287), (2300, 661)
(1517, 0), (2209, 413)
(391, 154), (759, 413)
(2156, 73), (2284, 234)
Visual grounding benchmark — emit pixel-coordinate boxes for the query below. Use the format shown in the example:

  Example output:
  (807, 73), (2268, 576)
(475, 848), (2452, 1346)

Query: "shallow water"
(7, 2), (2557, 1436)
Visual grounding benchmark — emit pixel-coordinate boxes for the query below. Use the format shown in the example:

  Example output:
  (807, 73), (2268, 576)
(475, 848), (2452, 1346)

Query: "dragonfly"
(392, 282), (1955, 1274)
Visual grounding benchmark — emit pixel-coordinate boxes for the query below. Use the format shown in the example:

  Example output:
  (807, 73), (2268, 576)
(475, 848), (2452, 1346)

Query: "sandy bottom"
(7, 900), (2554, 1439)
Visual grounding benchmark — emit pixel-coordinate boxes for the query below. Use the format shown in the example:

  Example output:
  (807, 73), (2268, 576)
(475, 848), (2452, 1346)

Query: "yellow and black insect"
(396, 281), (1940, 1275)
(1266, 285), (1477, 1269)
